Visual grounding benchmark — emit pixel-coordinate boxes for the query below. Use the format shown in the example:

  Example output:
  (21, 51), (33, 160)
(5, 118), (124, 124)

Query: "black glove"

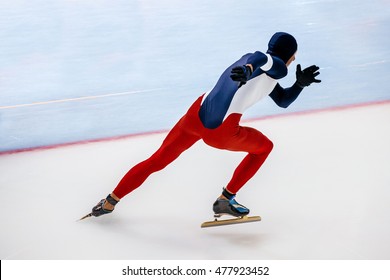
(230, 65), (253, 86)
(296, 64), (321, 88)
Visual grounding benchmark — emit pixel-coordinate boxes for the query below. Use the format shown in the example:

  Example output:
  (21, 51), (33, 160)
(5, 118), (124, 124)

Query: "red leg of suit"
(224, 136), (273, 194)
(201, 113), (274, 194)
(113, 117), (201, 199)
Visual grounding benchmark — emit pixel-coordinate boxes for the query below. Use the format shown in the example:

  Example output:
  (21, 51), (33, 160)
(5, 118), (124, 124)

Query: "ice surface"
(1, 102), (389, 260)
(0, 0), (389, 152)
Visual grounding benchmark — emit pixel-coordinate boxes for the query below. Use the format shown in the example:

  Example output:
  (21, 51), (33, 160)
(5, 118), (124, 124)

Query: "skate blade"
(78, 213), (93, 221)
(201, 215), (261, 228)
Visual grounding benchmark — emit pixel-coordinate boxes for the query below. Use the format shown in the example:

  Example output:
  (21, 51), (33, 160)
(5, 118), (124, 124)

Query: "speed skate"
(201, 214), (261, 228)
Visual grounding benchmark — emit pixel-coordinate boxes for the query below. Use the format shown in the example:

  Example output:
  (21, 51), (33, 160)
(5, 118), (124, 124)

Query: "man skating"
(88, 32), (321, 219)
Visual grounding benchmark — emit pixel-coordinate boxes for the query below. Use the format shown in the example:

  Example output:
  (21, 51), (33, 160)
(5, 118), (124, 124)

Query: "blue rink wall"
(0, 0), (389, 153)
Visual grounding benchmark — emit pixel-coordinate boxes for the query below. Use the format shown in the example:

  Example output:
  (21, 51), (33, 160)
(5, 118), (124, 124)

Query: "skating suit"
(113, 52), (303, 198)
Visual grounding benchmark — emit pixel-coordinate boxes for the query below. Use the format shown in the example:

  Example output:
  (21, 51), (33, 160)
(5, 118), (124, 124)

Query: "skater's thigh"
(231, 126), (273, 154)
(213, 125), (272, 154)
(202, 114), (272, 154)
(156, 115), (201, 157)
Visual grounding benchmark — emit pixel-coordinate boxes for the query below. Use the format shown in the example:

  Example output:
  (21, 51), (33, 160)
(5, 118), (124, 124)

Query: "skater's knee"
(147, 146), (180, 171)
(254, 137), (273, 155)
(265, 138), (274, 153)
(148, 156), (170, 172)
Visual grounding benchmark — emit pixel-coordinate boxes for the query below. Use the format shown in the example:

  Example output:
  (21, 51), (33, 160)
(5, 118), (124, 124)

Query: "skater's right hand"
(230, 65), (253, 87)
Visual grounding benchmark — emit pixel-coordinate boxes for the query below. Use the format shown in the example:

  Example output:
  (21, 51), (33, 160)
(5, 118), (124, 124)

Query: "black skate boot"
(213, 189), (250, 217)
(213, 197), (250, 217)
(91, 194), (119, 217)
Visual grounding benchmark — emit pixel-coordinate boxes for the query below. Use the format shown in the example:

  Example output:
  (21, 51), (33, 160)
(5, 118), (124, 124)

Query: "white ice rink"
(1, 101), (389, 260)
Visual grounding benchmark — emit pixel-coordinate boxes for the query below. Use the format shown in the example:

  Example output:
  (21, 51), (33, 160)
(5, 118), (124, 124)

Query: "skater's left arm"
(269, 83), (303, 108)
(270, 64), (321, 108)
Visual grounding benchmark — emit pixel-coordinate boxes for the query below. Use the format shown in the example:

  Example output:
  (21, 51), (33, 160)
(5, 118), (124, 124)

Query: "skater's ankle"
(220, 188), (235, 200)
(103, 201), (115, 211)
(103, 193), (120, 211)
(110, 192), (120, 202)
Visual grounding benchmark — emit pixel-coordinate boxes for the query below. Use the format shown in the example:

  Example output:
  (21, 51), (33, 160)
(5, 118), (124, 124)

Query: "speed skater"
(89, 32), (321, 218)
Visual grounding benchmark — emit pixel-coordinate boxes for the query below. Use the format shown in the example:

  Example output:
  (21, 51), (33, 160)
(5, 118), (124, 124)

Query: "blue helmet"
(267, 32), (298, 63)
